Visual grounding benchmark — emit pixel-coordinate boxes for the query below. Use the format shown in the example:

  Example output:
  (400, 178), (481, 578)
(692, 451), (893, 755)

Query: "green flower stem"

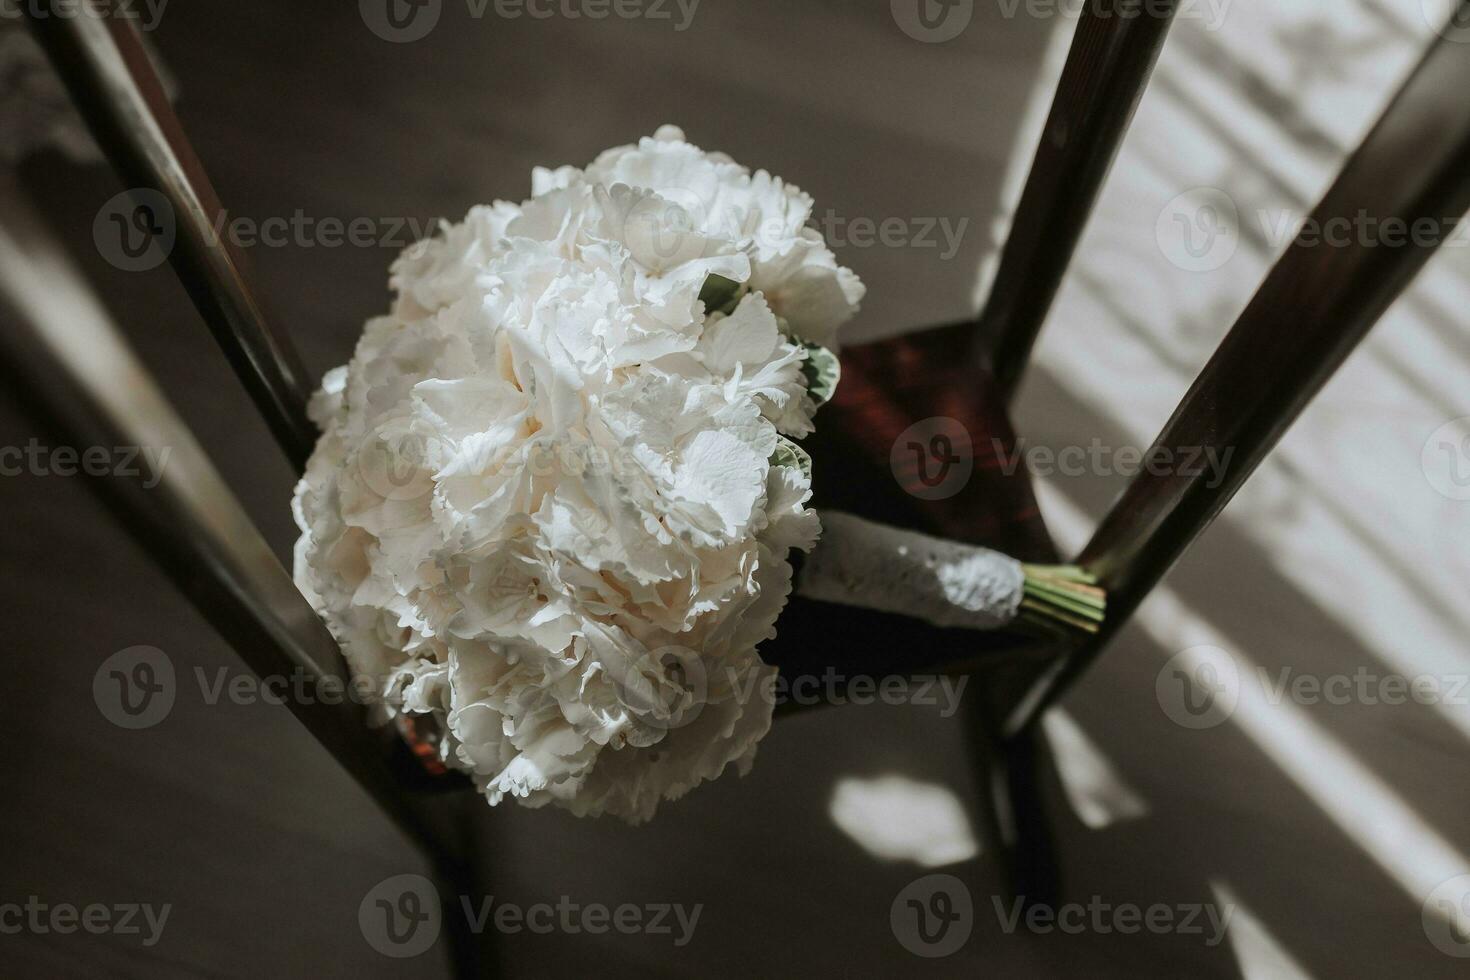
(1018, 564), (1107, 638)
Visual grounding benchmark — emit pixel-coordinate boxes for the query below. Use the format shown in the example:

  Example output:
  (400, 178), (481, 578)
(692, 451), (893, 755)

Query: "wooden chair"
(5, 2), (1470, 974)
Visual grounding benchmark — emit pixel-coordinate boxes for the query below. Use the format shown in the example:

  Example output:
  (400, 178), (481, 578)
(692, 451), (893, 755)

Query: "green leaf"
(698, 274), (744, 317)
(770, 438), (812, 482)
(800, 342), (841, 408)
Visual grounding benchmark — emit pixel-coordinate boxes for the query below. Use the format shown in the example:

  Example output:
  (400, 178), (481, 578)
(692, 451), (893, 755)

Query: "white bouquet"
(294, 127), (861, 821)
(293, 127), (1101, 822)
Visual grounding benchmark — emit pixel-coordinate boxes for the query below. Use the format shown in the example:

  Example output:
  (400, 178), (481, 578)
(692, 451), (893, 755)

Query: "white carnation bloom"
(584, 125), (866, 348)
(294, 128), (863, 822)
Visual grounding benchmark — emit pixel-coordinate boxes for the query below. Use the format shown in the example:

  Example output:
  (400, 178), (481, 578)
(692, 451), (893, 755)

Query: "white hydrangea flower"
(293, 127), (863, 822)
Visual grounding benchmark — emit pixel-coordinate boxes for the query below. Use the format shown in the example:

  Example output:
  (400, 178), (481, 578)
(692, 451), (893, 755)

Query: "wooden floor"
(3, 1), (1468, 977)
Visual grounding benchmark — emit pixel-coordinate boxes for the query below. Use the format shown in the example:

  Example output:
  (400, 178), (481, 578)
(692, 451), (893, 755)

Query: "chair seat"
(760, 321), (1061, 699)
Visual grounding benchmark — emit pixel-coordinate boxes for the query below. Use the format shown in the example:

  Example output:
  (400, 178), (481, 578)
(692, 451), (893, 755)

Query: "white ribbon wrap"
(797, 511), (1026, 631)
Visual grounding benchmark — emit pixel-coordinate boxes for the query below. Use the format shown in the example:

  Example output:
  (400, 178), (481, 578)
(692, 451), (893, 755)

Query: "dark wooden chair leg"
(999, 723), (1062, 908)
(443, 795), (490, 979)
(968, 699), (1061, 909)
